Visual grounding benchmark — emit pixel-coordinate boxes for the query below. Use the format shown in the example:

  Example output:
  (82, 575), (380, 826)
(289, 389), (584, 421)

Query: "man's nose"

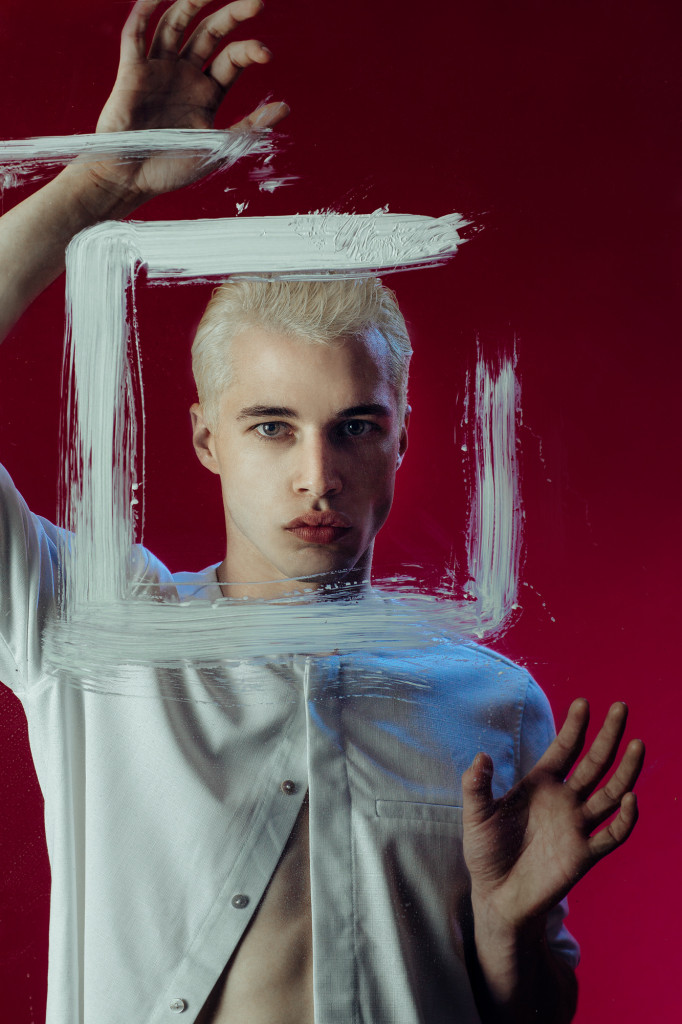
(293, 436), (342, 498)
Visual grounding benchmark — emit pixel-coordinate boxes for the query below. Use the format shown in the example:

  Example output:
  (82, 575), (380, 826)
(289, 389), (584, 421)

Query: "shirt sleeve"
(519, 674), (581, 970)
(0, 463), (64, 694)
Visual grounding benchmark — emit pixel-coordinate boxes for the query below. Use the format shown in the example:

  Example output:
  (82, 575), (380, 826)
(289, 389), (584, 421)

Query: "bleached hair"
(191, 277), (412, 430)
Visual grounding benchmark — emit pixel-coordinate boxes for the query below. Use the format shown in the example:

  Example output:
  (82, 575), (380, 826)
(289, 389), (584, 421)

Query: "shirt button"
(281, 779), (297, 795)
(169, 998), (186, 1013)
(231, 893), (249, 909)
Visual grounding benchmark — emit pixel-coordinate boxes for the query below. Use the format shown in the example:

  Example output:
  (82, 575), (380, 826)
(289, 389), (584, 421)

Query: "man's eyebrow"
(236, 405), (298, 421)
(337, 404), (393, 419)
(236, 403), (393, 421)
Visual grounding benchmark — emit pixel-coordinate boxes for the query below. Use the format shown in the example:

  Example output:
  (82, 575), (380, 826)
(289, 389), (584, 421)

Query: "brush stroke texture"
(41, 213), (521, 686)
(0, 131), (522, 687)
(0, 129), (275, 189)
(464, 352), (522, 635)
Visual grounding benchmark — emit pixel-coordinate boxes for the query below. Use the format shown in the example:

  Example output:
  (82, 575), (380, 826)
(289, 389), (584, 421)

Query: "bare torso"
(196, 793), (314, 1024)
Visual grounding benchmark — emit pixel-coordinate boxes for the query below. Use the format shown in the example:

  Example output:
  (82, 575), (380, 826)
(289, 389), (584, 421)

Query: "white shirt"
(0, 464), (578, 1024)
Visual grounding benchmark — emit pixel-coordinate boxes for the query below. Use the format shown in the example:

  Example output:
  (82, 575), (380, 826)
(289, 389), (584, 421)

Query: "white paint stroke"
(127, 211), (468, 279)
(43, 594), (484, 687)
(0, 129), (275, 189)
(42, 211), (522, 686)
(464, 350), (523, 635)
(60, 221), (142, 607)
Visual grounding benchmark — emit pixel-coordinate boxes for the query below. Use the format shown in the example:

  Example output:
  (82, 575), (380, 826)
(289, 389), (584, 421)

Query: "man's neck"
(215, 558), (372, 602)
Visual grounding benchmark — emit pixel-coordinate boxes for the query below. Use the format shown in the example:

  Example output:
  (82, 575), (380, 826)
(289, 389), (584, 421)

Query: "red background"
(0, 1), (680, 1019)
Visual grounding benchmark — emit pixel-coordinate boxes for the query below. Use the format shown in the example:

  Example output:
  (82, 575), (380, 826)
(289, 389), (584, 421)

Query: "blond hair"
(191, 277), (412, 429)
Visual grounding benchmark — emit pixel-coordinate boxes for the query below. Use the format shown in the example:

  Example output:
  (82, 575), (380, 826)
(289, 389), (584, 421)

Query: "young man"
(0, 2), (644, 1023)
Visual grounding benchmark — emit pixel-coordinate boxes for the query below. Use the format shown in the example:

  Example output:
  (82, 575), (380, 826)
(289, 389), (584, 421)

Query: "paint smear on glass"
(0, 129), (275, 190)
(0, 132), (523, 694)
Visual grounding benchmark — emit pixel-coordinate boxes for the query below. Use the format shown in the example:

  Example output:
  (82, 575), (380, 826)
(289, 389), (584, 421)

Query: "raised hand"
(89, 0), (288, 204)
(462, 699), (644, 928)
(0, 0), (290, 340)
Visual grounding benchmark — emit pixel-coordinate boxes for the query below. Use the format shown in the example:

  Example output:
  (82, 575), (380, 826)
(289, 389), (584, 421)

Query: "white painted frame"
(0, 131), (521, 676)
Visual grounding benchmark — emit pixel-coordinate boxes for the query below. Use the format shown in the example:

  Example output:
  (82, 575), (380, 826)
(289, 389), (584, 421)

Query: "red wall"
(1, 1), (679, 1019)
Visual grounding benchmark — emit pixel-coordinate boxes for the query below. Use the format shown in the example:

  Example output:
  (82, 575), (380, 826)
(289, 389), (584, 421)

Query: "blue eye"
(255, 422), (286, 438)
(253, 420), (377, 441)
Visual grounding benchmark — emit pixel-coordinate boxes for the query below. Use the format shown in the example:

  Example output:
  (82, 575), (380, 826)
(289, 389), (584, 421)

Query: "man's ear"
(396, 404), (410, 468)
(190, 403), (221, 476)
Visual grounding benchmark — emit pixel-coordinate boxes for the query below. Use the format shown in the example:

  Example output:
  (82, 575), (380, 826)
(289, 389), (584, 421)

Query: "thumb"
(230, 101), (290, 132)
(462, 752), (495, 823)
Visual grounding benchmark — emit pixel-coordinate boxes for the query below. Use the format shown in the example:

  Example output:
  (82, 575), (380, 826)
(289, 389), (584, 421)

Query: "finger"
(532, 698), (590, 780)
(205, 38), (273, 92)
(180, 0), (266, 69)
(586, 791), (639, 863)
(230, 100), (290, 131)
(148, 0), (219, 59)
(462, 752), (495, 825)
(583, 738), (645, 828)
(121, 0), (168, 63)
(566, 702), (628, 799)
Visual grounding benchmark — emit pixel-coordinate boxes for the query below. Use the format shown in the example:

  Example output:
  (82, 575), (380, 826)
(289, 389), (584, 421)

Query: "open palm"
(462, 699), (644, 926)
(90, 0), (288, 201)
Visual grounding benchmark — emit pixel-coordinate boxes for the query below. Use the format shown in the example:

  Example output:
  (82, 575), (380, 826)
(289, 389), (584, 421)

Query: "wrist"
(471, 890), (547, 969)
(55, 161), (147, 225)
(471, 897), (560, 1020)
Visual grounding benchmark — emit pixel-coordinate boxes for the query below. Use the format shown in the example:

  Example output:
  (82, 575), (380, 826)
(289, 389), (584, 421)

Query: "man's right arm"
(0, 165), (142, 343)
(0, 0), (288, 344)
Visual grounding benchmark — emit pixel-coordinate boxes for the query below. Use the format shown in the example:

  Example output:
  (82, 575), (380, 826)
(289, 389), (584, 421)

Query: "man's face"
(191, 326), (409, 598)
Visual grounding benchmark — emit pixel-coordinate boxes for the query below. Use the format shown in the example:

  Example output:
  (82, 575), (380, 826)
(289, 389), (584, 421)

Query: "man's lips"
(284, 511), (352, 545)
(285, 511), (352, 529)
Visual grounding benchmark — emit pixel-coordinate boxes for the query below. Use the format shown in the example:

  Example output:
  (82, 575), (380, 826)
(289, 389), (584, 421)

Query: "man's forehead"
(225, 326), (393, 392)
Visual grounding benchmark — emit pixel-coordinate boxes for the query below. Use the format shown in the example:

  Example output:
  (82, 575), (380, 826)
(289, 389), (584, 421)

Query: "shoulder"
(170, 563), (222, 601)
(355, 633), (535, 706)
(0, 462), (67, 555)
(0, 464), (68, 688)
(344, 629), (555, 788)
(425, 637), (556, 771)
(128, 550), (223, 603)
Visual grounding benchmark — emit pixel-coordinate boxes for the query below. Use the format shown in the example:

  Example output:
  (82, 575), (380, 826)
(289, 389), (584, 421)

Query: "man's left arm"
(462, 698), (644, 1023)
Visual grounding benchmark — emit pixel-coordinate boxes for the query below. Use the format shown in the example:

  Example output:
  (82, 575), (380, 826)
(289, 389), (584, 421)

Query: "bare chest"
(196, 793), (314, 1024)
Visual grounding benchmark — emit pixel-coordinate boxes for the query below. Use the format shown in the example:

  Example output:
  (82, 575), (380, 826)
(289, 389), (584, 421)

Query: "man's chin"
(275, 553), (367, 593)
